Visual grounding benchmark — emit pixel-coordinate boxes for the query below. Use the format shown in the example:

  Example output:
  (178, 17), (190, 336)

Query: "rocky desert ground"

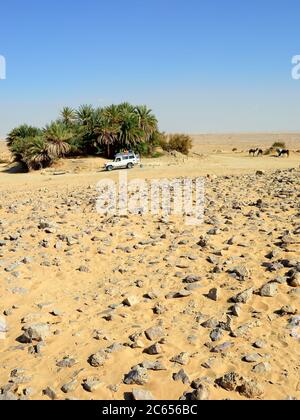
(0, 134), (300, 400)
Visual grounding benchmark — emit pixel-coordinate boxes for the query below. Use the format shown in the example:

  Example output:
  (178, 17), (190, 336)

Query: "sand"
(0, 134), (299, 400)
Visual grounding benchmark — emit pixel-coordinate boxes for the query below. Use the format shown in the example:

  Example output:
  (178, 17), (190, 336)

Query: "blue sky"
(0, 0), (300, 137)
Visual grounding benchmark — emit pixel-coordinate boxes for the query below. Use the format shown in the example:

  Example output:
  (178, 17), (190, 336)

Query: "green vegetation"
(264, 141), (286, 155)
(6, 103), (161, 171)
(160, 133), (193, 155)
(151, 151), (164, 159)
(272, 141), (286, 149)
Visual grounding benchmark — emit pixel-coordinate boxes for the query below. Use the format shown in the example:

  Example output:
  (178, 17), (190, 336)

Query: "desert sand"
(0, 134), (300, 400)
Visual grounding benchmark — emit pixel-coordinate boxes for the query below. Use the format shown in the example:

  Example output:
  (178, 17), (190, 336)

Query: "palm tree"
(76, 105), (94, 126)
(60, 107), (76, 127)
(7, 124), (41, 147)
(75, 107), (102, 154)
(23, 136), (52, 171)
(103, 104), (122, 125)
(118, 102), (136, 114)
(94, 116), (120, 158)
(9, 137), (27, 162)
(6, 125), (42, 162)
(6, 102), (161, 170)
(147, 130), (165, 154)
(43, 122), (73, 158)
(119, 111), (144, 148)
(135, 105), (158, 141)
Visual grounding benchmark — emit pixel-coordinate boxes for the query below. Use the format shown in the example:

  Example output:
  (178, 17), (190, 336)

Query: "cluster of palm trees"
(7, 103), (161, 171)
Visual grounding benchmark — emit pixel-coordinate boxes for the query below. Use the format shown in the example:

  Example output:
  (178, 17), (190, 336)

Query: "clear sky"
(0, 0), (300, 137)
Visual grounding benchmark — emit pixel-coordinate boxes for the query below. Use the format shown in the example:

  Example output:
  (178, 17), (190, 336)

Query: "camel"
(277, 149), (290, 157)
(249, 148), (258, 156)
(249, 148), (263, 157)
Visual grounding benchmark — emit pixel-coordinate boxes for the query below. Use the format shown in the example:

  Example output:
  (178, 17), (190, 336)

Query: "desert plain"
(0, 133), (300, 400)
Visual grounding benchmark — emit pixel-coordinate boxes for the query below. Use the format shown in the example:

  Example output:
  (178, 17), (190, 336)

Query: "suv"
(104, 153), (140, 171)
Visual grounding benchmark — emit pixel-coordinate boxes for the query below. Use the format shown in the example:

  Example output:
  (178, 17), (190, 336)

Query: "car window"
(123, 156), (129, 160)
(129, 155), (134, 159)
(116, 158), (121, 162)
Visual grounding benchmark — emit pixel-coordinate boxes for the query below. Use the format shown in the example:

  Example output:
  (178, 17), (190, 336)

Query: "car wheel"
(127, 163), (134, 169)
(106, 165), (113, 172)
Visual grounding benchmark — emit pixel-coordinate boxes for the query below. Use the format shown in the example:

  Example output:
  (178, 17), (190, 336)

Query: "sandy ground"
(1, 133), (300, 189)
(0, 134), (300, 401)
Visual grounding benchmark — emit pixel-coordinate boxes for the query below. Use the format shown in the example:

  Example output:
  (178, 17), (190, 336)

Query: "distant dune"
(0, 140), (10, 162)
(1, 132), (300, 176)
(2, 132), (300, 153)
(0, 140), (8, 150)
(190, 132), (300, 149)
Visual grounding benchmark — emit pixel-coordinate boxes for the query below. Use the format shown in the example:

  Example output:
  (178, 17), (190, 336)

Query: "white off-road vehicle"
(104, 153), (140, 171)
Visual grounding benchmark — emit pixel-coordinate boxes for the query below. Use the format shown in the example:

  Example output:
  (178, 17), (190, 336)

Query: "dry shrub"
(160, 134), (193, 155)
(272, 142), (286, 149)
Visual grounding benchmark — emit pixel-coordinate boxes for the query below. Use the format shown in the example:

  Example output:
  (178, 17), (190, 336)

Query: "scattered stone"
(106, 343), (124, 353)
(228, 266), (250, 281)
(0, 316), (8, 339)
(123, 296), (140, 307)
(144, 343), (162, 355)
(210, 328), (223, 342)
(61, 380), (78, 394)
(23, 387), (36, 397)
(50, 309), (62, 317)
(201, 358), (218, 369)
(20, 323), (50, 343)
(288, 273), (300, 288)
(288, 316), (300, 327)
(170, 352), (190, 365)
(144, 291), (159, 300)
(216, 372), (241, 391)
(1, 169), (299, 401)
(83, 377), (102, 392)
(243, 353), (261, 363)
(153, 303), (167, 315)
(43, 387), (57, 400)
(140, 360), (167, 371)
(238, 380), (264, 398)
(191, 383), (210, 401)
(211, 342), (234, 353)
(252, 362), (271, 374)
(232, 288), (253, 304)
(88, 351), (107, 367)
(253, 340), (267, 349)
(56, 357), (77, 368)
(124, 367), (149, 385)
(145, 326), (164, 341)
(231, 304), (242, 317)
(132, 389), (155, 400)
(78, 265), (89, 273)
(0, 392), (19, 401)
(207, 288), (221, 301)
(5, 262), (21, 272)
(173, 369), (190, 384)
(278, 306), (297, 316)
(165, 290), (193, 299)
(259, 283), (278, 297)
(183, 275), (201, 284)
(231, 323), (252, 338)
(10, 369), (32, 384)
(201, 318), (219, 329)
